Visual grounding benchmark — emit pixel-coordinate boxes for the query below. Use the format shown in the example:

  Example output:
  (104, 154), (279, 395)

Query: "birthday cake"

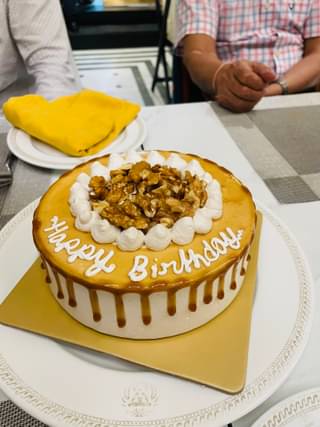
(32, 150), (256, 339)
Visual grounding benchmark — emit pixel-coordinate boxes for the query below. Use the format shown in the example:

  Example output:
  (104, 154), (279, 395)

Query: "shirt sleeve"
(8, 0), (81, 99)
(175, 0), (219, 47)
(303, 0), (320, 39)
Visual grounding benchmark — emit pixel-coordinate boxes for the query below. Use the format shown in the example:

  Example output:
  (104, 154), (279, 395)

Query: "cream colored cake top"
(33, 151), (256, 290)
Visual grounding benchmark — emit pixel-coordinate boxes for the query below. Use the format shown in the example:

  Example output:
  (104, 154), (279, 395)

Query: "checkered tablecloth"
(0, 400), (47, 427)
(212, 104), (320, 203)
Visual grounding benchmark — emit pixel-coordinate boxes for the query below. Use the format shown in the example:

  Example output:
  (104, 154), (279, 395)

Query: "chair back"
(172, 54), (205, 103)
(164, 0), (176, 45)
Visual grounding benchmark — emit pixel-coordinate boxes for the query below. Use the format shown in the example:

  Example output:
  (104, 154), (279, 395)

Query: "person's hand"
(264, 82), (283, 97)
(214, 60), (276, 113)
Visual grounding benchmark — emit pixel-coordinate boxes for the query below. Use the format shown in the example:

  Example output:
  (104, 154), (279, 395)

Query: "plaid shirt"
(176, 0), (320, 76)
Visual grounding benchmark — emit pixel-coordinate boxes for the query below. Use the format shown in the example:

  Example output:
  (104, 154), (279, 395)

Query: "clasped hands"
(214, 60), (277, 113)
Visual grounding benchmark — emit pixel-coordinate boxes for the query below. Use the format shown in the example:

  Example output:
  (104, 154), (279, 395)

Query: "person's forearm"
(284, 53), (320, 92)
(183, 50), (222, 97)
(265, 38), (320, 96)
(182, 34), (223, 97)
(265, 54), (320, 96)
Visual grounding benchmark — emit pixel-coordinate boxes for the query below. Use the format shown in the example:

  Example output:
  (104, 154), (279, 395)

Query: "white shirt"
(0, 0), (81, 107)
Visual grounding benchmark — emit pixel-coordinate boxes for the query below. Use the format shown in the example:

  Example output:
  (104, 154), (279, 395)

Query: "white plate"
(0, 203), (314, 427)
(252, 388), (320, 426)
(6, 116), (146, 170)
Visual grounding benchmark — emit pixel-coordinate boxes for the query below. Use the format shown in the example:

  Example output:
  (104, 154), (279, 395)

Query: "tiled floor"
(73, 47), (171, 106)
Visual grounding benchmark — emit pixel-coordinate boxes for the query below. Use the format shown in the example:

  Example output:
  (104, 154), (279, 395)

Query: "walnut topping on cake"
(89, 161), (208, 232)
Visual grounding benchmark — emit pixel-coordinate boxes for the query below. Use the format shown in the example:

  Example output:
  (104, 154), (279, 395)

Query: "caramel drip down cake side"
(41, 246), (251, 330)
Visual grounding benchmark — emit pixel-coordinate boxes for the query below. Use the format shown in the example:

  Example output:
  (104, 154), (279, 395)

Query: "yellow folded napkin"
(3, 89), (141, 157)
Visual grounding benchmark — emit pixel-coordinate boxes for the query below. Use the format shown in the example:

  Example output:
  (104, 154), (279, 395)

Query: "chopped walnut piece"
(128, 161), (151, 182)
(133, 217), (150, 230)
(146, 172), (160, 185)
(121, 201), (141, 218)
(88, 159), (209, 232)
(159, 217), (174, 227)
(89, 176), (107, 200)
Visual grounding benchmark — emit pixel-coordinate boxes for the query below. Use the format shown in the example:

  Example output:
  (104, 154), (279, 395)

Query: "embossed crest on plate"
(121, 383), (159, 417)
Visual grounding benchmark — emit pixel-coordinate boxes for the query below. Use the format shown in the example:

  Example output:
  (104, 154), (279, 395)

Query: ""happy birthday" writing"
(44, 216), (243, 282)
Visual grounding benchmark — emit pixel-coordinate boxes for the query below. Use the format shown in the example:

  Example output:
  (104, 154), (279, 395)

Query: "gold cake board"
(0, 214), (262, 394)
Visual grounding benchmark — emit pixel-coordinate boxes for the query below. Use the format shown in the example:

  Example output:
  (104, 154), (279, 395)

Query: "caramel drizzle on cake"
(240, 247), (249, 276)
(40, 255), (51, 284)
(167, 290), (177, 316)
(53, 269), (64, 299)
(66, 277), (77, 307)
(203, 281), (214, 304)
(217, 275), (225, 300)
(40, 244), (251, 330)
(89, 289), (101, 322)
(188, 284), (198, 312)
(140, 294), (152, 325)
(114, 294), (126, 327)
(230, 262), (238, 290)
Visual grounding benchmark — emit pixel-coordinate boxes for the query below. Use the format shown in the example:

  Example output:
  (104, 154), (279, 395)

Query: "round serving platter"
(0, 201), (314, 427)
